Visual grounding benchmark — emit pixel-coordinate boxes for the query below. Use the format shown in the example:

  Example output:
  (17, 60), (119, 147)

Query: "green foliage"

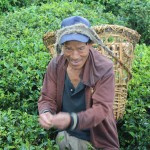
(118, 44), (150, 149)
(1, 0), (149, 44)
(0, 109), (59, 149)
(0, 0), (59, 14)
(129, 44), (150, 104)
(77, 0), (150, 45)
(0, 1), (149, 149)
(101, 0), (150, 45)
(119, 0), (150, 45)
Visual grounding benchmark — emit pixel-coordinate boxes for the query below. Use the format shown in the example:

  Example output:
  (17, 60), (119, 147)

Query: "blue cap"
(60, 16), (90, 44)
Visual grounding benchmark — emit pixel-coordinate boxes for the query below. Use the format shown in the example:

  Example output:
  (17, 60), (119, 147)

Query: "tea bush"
(0, 109), (59, 149)
(0, 1), (149, 149)
(1, 0), (149, 44)
(118, 0), (150, 45)
(118, 44), (150, 149)
(128, 44), (150, 104)
(0, 0), (59, 14)
(0, 1), (125, 114)
(77, 0), (150, 45)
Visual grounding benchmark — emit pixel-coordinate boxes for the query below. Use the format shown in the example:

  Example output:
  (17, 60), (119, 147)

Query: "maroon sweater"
(38, 48), (120, 149)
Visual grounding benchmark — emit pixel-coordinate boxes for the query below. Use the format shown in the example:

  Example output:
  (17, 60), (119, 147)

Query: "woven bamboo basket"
(43, 24), (140, 120)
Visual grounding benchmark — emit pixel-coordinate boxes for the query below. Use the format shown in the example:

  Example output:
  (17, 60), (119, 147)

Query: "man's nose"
(71, 50), (80, 59)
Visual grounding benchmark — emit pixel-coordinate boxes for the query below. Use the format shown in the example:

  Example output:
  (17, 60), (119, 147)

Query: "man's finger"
(38, 118), (53, 129)
(39, 113), (52, 125)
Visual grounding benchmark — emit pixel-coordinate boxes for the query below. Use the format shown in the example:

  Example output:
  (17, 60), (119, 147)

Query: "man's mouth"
(70, 60), (81, 66)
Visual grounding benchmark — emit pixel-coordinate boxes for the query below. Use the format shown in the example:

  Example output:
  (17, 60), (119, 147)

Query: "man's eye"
(65, 48), (72, 51)
(79, 47), (85, 50)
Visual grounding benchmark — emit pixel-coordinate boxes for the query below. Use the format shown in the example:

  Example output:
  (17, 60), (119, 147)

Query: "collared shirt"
(62, 73), (90, 141)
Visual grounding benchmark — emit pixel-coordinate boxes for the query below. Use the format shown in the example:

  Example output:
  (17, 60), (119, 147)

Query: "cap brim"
(60, 33), (89, 44)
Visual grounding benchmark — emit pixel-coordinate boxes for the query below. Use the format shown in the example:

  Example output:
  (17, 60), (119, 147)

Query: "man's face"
(62, 41), (92, 70)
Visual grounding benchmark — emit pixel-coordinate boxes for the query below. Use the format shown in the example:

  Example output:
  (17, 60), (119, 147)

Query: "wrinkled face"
(62, 41), (92, 70)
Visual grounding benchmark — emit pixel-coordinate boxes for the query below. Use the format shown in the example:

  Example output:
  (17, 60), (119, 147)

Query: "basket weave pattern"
(43, 25), (140, 120)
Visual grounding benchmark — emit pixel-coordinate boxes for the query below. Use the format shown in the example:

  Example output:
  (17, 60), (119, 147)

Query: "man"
(38, 16), (120, 150)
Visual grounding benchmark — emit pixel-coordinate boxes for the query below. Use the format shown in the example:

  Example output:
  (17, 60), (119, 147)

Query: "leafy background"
(0, 0), (150, 149)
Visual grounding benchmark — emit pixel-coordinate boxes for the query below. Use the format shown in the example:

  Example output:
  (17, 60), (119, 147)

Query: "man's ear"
(88, 43), (93, 48)
(86, 40), (94, 47)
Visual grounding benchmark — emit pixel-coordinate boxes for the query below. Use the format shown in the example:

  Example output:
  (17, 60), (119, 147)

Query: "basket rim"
(93, 24), (141, 44)
(43, 24), (141, 44)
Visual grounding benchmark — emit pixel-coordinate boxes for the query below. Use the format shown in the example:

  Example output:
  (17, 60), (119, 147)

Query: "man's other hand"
(39, 112), (53, 130)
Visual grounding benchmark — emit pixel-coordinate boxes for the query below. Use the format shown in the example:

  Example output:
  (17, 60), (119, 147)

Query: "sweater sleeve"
(77, 66), (115, 130)
(38, 59), (57, 114)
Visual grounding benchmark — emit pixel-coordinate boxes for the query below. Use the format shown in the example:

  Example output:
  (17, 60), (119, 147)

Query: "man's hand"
(52, 112), (71, 130)
(39, 112), (53, 130)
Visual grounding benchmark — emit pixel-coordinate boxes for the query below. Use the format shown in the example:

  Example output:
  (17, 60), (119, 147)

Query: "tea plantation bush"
(0, 1), (150, 149)
(118, 44), (150, 149)
(0, 0), (59, 14)
(78, 0), (150, 45)
(1, 0), (149, 44)
(117, 0), (150, 45)
(0, 109), (59, 149)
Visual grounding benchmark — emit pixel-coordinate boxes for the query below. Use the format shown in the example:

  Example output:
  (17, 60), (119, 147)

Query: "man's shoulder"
(48, 54), (65, 67)
(46, 54), (66, 75)
(51, 54), (64, 63)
